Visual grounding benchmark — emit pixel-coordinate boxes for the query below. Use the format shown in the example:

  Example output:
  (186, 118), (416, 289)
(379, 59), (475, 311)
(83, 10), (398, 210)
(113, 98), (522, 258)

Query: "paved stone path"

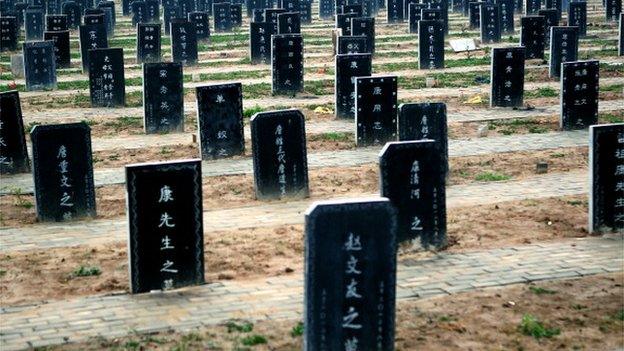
(1, 130), (590, 194)
(1, 235), (621, 351)
(0, 170), (587, 251)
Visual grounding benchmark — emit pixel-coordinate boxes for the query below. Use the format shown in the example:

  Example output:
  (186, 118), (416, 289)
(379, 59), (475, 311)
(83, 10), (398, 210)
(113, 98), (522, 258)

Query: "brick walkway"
(0, 171), (587, 251)
(1, 235), (621, 351)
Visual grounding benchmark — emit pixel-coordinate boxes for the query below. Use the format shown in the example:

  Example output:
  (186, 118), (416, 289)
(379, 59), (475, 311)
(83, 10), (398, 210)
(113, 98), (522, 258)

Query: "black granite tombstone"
(250, 109), (309, 200)
(31, 122), (96, 222)
(387, 0), (404, 22)
(545, 0), (561, 20)
(560, 60), (599, 130)
(252, 8), (264, 21)
(0, 16), (18, 51)
(250, 21), (277, 64)
(421, 7), (442, 20)
(408, 3), (426, 33)
(188, 12), (210, 40)
(265, 8), (287, 24)
(418, 19), (444, 69)
(304, 198), (397, 350)
(88, 47), (125, 107)
(24, 7), (44, 40)
(335, 53), (372, 119)
(45, 14), (67, 31)
(299, 0), (312, 23)
(342, 3), (362, 15)
(468, 1), (483, 28)
(525, 0), (540, 14)
(278, 11), (301, 33)
(163, 6), (179, 35)
(620, 13), (623, 56)
(589, 123), (624, 233)
(61, 2), (80, 29)
(495, 0), (514, 34)
(83, 13), (105, 25)
(196, 83), (245, 159)
(354, 75), (398, 147)
(548, 26), (578, 79)
(337, 35), (368, 54)
(126, 159), (205, 294)
(404, 0), (418, 17)
(0, 91), (30, 174)
(520, 15), (545, 59)
(320, 0), (335, 18)
(101, 6), (115, 37)
(351, 17), (374, 54)
(490, 46), (525, 107)
(131, 0), (147, 25)
(281, 0), (299, 12)
(605, 0), (621, 21)
(145, 0), (159, 22)
(568, 1), (586, 37)
(336, 12), (357, 35)
(171, 19), (198, 65)
(538, 8), (558, 35)
(480, 3), (501, 43)
(231, 3), (243, 26)
(23, 41), (57, 91)
(422, 0), (449, 34)
(213, 2), (233, 31)
(143, 62), (184, 134)
(79, 23), (108, 72)
(271, 33), (304, 95)
(43, 30), (70, 69)
(96, 0), (115, 26)
(14, 2), (27, 29)
(137, 23), (161, 63)
(247, 0), (273, 17)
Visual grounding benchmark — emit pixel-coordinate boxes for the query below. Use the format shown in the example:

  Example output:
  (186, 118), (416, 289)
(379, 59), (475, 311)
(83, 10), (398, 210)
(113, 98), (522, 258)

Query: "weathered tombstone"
(387, 0), (404, 22)
(126, 159), (205, 294)
(142, 62), (184, 135)
(24, 7), (44, 41)
(620, 13), (623, 56)
(30, 122), (96, 222)
(589, 123), (624, 233)
(79, 23), (108, 73)
(496, 0), (514, 34)
(319, 0), (335, 18)
(88, 48), (125, 107)
(250, 21), (277, 64)
(213, 2), (233, 31)
(137, 23), (161, 63)
(170, 19), (198, 66)
(525, 0), (540, 14)
(43, 30), (70, 69)
(0, 91), (30, 174)
(14, 2), (27, 29)
(131, 0), (147, 25)
(336, 12), (357, 35)
(247, 0), (272, 17)
(335, 53), (372, 119)
(196, 83), (245, 159)
(545, 0), (562, 20)
(469, 1), (483, 28)
(480, 3), (501, 43)
(250, 109), (309, 200)
(520, 15), (545, 59)
(299, 0), (312, 23)
(351, 17), (374, 54)
(490, 47), (525, 107)
(83, 13), (105, 25)
(408, 3), (426, 33)
(231, 3), (243, 26)
(272, 33), (304, 95)
(605, 0), (621, 21)
(97, 0), (116, 26)
(418, 19), (444, 69)
(304, 198), (397, 350)
(548, 26), (578, 79)
(61, 1), (80, 29)
(337, 35), (368, 54)
(145, 0), (159, 22)
(265, 8), (287, 23)
(45, 14), (67, 31)
(568, 1), (586, 37)
(188, 12), (210, 41)
(354, 75), (398, 147)
(277, 11), (301, 33)
(560, 60), (599, 130)
(0, 16), (18, 51)
(23, 41), (57, 91)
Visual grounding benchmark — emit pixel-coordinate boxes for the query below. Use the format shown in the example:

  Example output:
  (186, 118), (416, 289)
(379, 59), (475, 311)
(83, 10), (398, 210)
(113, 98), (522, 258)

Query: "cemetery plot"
(143, 62), (185, 134)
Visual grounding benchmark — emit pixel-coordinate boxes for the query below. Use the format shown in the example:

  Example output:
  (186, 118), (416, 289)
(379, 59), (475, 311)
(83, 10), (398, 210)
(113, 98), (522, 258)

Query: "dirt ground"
(0, 194), (594, 305)
(40, 273), (624, 351)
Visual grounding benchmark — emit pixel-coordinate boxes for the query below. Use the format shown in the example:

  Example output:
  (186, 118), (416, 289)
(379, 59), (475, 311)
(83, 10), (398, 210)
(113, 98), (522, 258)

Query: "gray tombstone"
(23, 41), (57, 91)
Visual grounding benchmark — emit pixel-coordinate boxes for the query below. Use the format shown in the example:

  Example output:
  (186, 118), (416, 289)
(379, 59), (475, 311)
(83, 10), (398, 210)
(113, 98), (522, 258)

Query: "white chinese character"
(158, 212), (176, 227)
(345, 255), (361, 274)
(161, 235), (175, 250)
(345, 278), (362, 299)
(160, 260), (178, 273)
(342, 307), (362, 329)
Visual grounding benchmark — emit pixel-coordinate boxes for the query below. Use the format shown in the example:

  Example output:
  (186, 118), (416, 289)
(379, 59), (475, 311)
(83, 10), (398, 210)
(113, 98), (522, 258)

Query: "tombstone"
(265, 8), (287, 24)
(126, 159), (205, 294)
(252, 8), (264, 21)
(43, 30), (70, 69)
(281, 0), (299, 11)
(336, 12), (357, 35)
(620, 13), (623, 56)
(545, 0), (561, 20)
(196, 83), (245, 160)
(560, 60), (599, 130)
(122, 0), (130, 15)
(387, 0), (404, 22)
(45, 14), (67, 31)
(142, 62), (185, 134)
(250, 21), (277, 64)
(170, 19), (198, 66)
(568, 1), (586, 37)
(79, 24), (107, 73)
(548, 26), (578, 79)
(88, 48), (125, 107)
(83, 13), (105, 25)
(101, 6), (115, 37)
(319, 0), (335, 18)
(97, 0), (115, 27)
(520, 15), (545, 59)
(278, 11), (301, 33)
(495, 0), (514, 34)
(304, 198), (397, 350)
(589, 123), (624, 233)
(137, 23), (161, 63)
(61, 1), (80, 29)
(335, 53), (372, 119)
(337, 35), (368, 54)
(188, 12), (210, 41)
(23, 41), (57, 91)
(0, 91), (30, 174)
(14, 2), (27, 29)
(538, 9), (558, 35)
(250, 109), (309, 200)
(145, 0), (160, 23)
(421, 8), (442, 20)
(525, 0), (540, 14)
(30, 122), (96, 222)
(213, 2), (233, 31)
(0, 16), (18, 51)
(342, 3), (363, 15)
(354, 76), (398, 147)
(247, 0), (273, 17)
(515, 0), (523, 13)
(404, 0), (419, 17)
(418, 20), (444, 69)
(480, 3), (501, 43)
(24, 8), (44, 41)
(605, 0), (621, 21)
(131, 1), (147, 25)
(422, 0), (449, 34)
(468, 1), (483, 28)
(272, 34), (304, 95)
(408, 3), (426, 33)
(231, 3), (243, 26)
(351, 17), (374, 54)
(490, 47), (525, 108)
(299, 0), (312, 23)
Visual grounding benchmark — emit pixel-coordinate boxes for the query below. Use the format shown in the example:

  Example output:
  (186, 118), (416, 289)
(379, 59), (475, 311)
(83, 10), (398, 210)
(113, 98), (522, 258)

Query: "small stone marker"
(480, 3), (501, 43)
(43, 30), (70, 69)
(23, 41), (57, 91)
(189, 12), (210, 40)
(496, 0), (515, 34)
(351, 17), (375, 54)
(0, 91), (30, 174)
(79, 23), (108, 73)
(31, 122), (96, 222)
(137, 23), (161, 63)
(171, 19), (198, 65)
(126, 159), (205, 294)
(335, 53), (372, 119)
(549, 26), (578, 79)
(143, 62), (184, 134)
(231, 4), (243, 26)
(589, 123), (624, 233)
(277, 11), (301, 33)
(560, 60), (599, 130)
(354, 75), (398, 147)
(88, 47), (125, 107)
(304, 198), (397, 350)
(380, 140), (447, 247)
(250, 21), (277, 64)
(0, 16), (18, 52)
(337, 35), (368, 54)
(24, 7), (44, 41)
(520, 15), (545, 59)
(213, 2), (233, 32)
(271, 33), (304, 95)
(525, 0), (540, 14)
(605, 0), (621, 21)
(490, 46), (525, 107)
(408, 3), (426, 33)
(196, 83), (245, 159)
(387, 0), (404, 22)
(45, 14), (67, 31)
(418, 19), (444, 69)
(250, 109), (309, 200)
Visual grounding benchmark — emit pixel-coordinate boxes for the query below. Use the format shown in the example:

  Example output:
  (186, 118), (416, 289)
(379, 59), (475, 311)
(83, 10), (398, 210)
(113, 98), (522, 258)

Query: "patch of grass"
(290, 322), (304, 337)
(72, 265), (102, 277)
(0, 269), (6, 277)
(240, 334), (267, 346)
(519, 314), (560, 339)
(600, 112), (624, 124)
(10, 188), (33, 209)
(316, 132), (351, 142)
(103, 116), (143, 131)
(529, 286), (557, 295)
(474, 172), (511, 182)
(123, 340), (141, 350)
(532, 87), (558, 98)
(527, 126), (549, 134)
(615, 309), (624, 321)
(226, 321), (254, 333)
(243, 105), (265, 119)
(550, 152), (565, 158)
(566, 200), (585, 206)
